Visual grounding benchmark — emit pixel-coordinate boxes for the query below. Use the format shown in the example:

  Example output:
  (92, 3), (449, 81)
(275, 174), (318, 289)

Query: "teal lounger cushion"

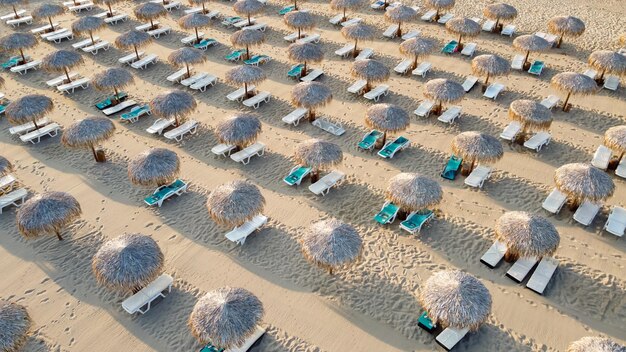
(284, 166), (310, 185)
(374, 203), (399, 224)
(441, 155), (462, 180)
(401, 211), (433, 231)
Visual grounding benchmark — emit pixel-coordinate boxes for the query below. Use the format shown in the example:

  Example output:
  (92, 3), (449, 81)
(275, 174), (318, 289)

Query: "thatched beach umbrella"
(419, 270), (491, 331)
(341, 22), (375, 58)
(115, 30), (152, 61)
(445, 17), (480, 48)
(424, 78), (464, 114)
(93, 67), (134, 104)
(288, 42), (323, 77)
(291, 81), (332, 122)
(0, 300), (31, 352)
(16, 192), (82, 241)
(215, 113), (262, 151)
(92, 233), (164, 293)
(0, 32), (37, 65)
(452, 131), (503, 174)
(128, 148), (180, 187)
(554, 163), (614, 206)
(330, 0), (363, 22)
(230, 28), (265, 61)
(72, 16), (105, 46)
(150, 90), (196, 127)
(189, 287), (264, 349)
(42, 49), (84, 84)
(301, 219), (362, 274)
(588, 50), (626, 82)
(0, 156), (13, 177)
(134, 2), (166, 31)
(168, 47), (206, 79)
(547, 15), (585, 48)
(551, 72), (597, 112)
(206, 180), (265, 227)
(351, 59), (389, 92)
(189, 0), (211, 14)
(513, 34), (550, 68)
(179, 13), (211, 44)
(225, 65), (266, 100)
(233, 0), (264, 25)
(423, 0), (454, 21)
(284, 10), (315, 39)
(471, 54), (510, 88)
(0, 0), (24, 18)
(5, 94), (53, 130)
(294, 139), (342, 182)
(567, 337), (624, 352)
(384, 5), (417, 37)
(32, 3), (64, 31)
(483, 3), (517, 32)
(61, 117), (115, 162)
(399, 37), (437, 70)
(495, 211), (559, 261)
(386, 173), (442, 215)
(604, 125), (626, 162)
(365, 103), (408, 146)
(508, 99), (552, 139)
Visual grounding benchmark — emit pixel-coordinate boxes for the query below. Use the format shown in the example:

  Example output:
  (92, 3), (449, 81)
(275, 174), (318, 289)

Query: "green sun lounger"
(0, 104), (6, 114)
(400, 210), (434, 234)
(418, 311), (437, 333)
(144, 179), (187, 207)
(194, 38), (217, 50)
(120, 104), (150, 122)
(279, 5), (295, 15)
(222, 16), (242, 25)
(358, 130), (384, 150)
(225, 49), (246, 62)
(200, 343), (224, 352)
(441, 40), (458, 54)
(95, 92), (128, 110)
(441, 155), (462, 180)
(2, 56), (26, 69)
(377, 136), (409, 158)
(287, 64), (304, 78)
(528, 60), (544, 75)
(283, 165), (311, 186)
(244, 55), (270, 66)
(374, 202), (399, 224)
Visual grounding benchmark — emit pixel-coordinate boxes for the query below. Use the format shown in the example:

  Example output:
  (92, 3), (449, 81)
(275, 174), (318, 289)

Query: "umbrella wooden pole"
(328, 267), (333, 275)
(64, 67), (72, 83)
(524, 50), (530, 66)
(55, 231), (63, 241)
(186, 64), (191, 79)
(435, 9), (439, 21)
(353, 39), (358, 58)
(89, 32), (95, 46)
(90, 145), (98, 162)
(150, 19), (155, 30)
(303, 61), (307, 77)
(562, 92), (571, 112)
(244, 82), (249, 99)
(32, 118), (40, 130)
(294, 0), (298, 10)
(342, 8), (346, 21)
(297, 28), (301, 39)
(413, 56), (418, 70)
(113, 87), (120, 103)
(308, 109), (316, 122)
(247, 13), (251, 25)
(12, 5), (18, 18)
(458, 34), (463, 49)
(175, 116), (180, 127)
(195, 27), (200, 42)
(494, 19), (500, 32)
(246, 45), (250, 60)
(503, 249), (518, 262)
(134, 45), (140, 61)
(311, 169), (319, 183)
(48, 16), (55, 31)
(202, 2), (206, 13)
(599, 69), (606, 81)
(556, 34), (563, 48)
(19, 49), (26, 65)
(107, 3), (113, 17)
(484, 72), (490, 87)
(396, 21), (402, 37)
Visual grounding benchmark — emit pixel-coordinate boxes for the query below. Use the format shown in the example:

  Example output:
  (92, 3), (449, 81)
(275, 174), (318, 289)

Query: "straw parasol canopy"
(230, 28), (265, 60)
(604, 125), (626, 161)
(424, 78), (464, 113)
(399, 36), (437, 69)
(0, 300), (31, 352)
(93, 0), (123, 16)
(0, 156), (13, 177)
(92, 233), (164, 293)
(330, 0), (363, 21)
(548, 15), (585, 48)
(419, 270), (491, 331)
(16, 192), (82, 241)
(551, 72), (597, 112)
(365, 103), (408, 146)
(423, 0), (454, 20)
(206, 180), (265, 227)
(483, 3), (517, 31)
(567, 337), (624, 352)
(351, 59), (389, 92)
(134, 2), (166, 30)
(71, 16), (105, 46)
(471, 54), (509, 87)
(179, 13), (211, 43)
(42, 49), (84, 83)
(168, 47), (206, 79)
(386, 173), (442, 213)
(189, 0), (211, 13)
(284, 10), (315, 39)
(384, 5), (417, 36)
(588, 50), (626, 81)
(115, 30), (152, 61)
(225, 65), (266, 99)
(495, 211), (560, 261)
(341, 22), (375, 57)
(554, 163), (614, 206)
(32, 3), (64, 31)
(513, 34), (550, 67)
(287, 42), (323, 77)
(291, 81), (332, 121)
(301, 219), (362, 274)
(5, 94), (53, 130)
(189, 287), (264, 349)
(0, 32), (37, 64)
(445, 17), (480, 47)
(233, 0), (264, 25)
(294, 139), (342, 182)
(93, 67), (134, 102)
(452, 131), (503, 173)
(215, 113), (262, 150)
(149, 90), (196, 127)
(0, 0), (24, 17)
(128, 148), (180, 187)
(61, 117), (116, 162)
(508, 99), (552, 136)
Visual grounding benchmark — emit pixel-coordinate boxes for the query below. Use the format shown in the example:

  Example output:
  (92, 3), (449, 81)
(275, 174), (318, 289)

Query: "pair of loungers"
(542, 188), (600, 226)
(211, 142), (266, 165)
(357, 132), (410, 159)
(592, 145), (626, 178)
(373, 201), (434, 233)
(511, 55), (545, 75)
(499, 123), (551, 151)
(201, 326), (266, 352)
(418, 313), (469, 351)
(283, 167), (345, 195)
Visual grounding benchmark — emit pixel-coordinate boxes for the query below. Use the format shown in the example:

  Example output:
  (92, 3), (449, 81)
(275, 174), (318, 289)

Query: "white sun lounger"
(540, 95), (560, 110)
(10, 60), (41, 75)
(296, 33), (321, 44)
(604, 206), (626, 237)
(119, 51), (144, 64)
(412, 61), (431, 77)
(189, 74), (217, 91)
(226, 327), (266, 352)
(164, 120), (198, 141)
(480, 241), (507, 268)
(523, 132), (551, 152)
(20, 123), (61, 144)
(135, 21), (159, 31)
(465, 165), (491, 188)
(233, 18), (255, 28)
(9, 118), (50, 135)
(437, 13), (453, 24)
(500, 121), (521, 141)
(436, 327), (469, 351)
(300, 69), (324, 82)
(167, 68), (190, 83)
(144, 179), (188, 207)
(483, 83), (504, 99)
(312, 117), (345, 136)
(383, 24), (399, 38)
(62, 0), (90, 6)
(355, 48), (373, 60)
(616, 158), (626, 179)
(46, 72), (79, 87)
(536, 32), (557, 47)
(69, 2), (93, 12)
(146, 118), (175, 134)
(604, 75), (620, 91)
(420, 9), (436, 21)
(591, 145), (612, 170)
(0, 188), (27, 214)
(335, 43), (353, 58)
(57, 77), (90, 93)
(0, 175), (16, 193)
(230, 142), (265, 165)
(583, 69), (597, 79)
(341, 18), (361, 27)
(309, 170), (345, 196)
(148, 26), (171, 38)
(461, 42), (477, 57)
(501, 24), (515, 36)
(181, 32), (204, 45)
(120, 105), (150, 123)
(284, 31), (301, 42)
(211, 143), (236, 157)
(31, 23), (58, 35)
(122, 274), (173, 314)
(72, 36), (99, 49)
(526, 257), (559, 294)
(131, 54), (158, 69)
(48, 30), (74, 43)
(163, 1), (181, 11)
(462, 75), (478, 92)
(511, 54), (524, 70)
(482, 19), (495, 31)
(282, 108), (307, 126)
(102, 100), (136, 116)
(506, 256), (538, 283)
(82, 40), (110, 54)
(364, 84), (389, 101)
(542, 188), (567, 214)
(394, 59), (412, 74)
(573, 201), (601, 226)
(225, 214), (267, 245)
(41, 28), (69, 40)
(0, 9), (25, 20)
(93, 9), (115, 18)
(246, 23), (267, 31)
(438, 106), (462, 124)
(105, 13), (129, 24)
(401, 29), (420, 40)
(243, 91), (271, 109)
(347, 79), (367, 94)
(227, 86), (256, 101)
(6, 15), (32, 27)
(414, 100), (435, 117)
